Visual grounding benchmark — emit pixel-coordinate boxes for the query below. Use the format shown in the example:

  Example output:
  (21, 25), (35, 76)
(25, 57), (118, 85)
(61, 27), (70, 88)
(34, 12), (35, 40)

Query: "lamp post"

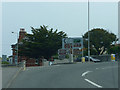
(12, 32), (18, 64)
(81, 34), (84, 58)
(88, 0), (90, 62)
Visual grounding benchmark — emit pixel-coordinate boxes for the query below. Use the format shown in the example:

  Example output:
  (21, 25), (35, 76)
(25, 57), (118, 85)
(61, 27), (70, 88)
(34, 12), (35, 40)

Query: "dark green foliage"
(108, 45), (120, 54)
(2, 61), (9, 64)
(19, 25), (67, 60)
(83, 28), (117, 55)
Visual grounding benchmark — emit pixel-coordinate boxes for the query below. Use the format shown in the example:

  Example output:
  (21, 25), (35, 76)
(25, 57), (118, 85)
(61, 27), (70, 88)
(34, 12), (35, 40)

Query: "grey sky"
(1, 2), (118, 57)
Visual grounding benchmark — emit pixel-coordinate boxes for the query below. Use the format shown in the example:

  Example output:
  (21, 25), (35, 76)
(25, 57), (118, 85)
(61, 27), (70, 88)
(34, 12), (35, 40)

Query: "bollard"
(82, 57), (85, 63)
(23, 60), (26, 71)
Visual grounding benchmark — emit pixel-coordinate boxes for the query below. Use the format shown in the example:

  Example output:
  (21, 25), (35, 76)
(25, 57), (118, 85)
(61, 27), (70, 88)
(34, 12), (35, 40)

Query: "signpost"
(61, 38), (83, 63)
(58, 49), (68, 60)
(62, 38), (83, 49)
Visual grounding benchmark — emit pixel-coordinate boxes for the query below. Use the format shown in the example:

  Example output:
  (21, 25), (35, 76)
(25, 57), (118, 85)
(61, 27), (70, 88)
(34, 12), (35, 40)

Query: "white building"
(8, 56), (13, 64)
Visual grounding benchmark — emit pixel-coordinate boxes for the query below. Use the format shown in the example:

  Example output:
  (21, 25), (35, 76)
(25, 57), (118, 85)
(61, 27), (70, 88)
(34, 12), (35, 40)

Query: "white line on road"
(102, 66), (118, 69)
(82, 71), (92, 77)
(85, 79), (102, 88)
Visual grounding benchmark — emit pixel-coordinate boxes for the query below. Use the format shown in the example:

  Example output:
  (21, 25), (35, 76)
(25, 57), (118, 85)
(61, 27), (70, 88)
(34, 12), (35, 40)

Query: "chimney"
(19, 28), (26, 42)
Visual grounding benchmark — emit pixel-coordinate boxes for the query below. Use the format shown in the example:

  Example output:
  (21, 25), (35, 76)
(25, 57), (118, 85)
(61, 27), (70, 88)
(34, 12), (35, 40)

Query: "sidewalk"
(2, 66), (22, 88)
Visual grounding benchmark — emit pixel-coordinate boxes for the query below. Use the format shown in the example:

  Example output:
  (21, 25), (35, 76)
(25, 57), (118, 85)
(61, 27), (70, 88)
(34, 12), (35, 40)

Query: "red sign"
(64, 43), (72, 48)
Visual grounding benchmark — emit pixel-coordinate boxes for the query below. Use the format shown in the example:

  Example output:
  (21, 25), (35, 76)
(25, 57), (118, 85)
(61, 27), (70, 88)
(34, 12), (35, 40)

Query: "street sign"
(62, 38), (83, 49)
(58, 55), (66, 59)
(58, 49), (67, 55)
(73, 49), (82, 55)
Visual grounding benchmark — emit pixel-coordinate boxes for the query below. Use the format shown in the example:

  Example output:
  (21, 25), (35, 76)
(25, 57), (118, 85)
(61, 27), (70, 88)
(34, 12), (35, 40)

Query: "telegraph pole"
(88, 0), (90, 62)
(12, 32), (18, 64)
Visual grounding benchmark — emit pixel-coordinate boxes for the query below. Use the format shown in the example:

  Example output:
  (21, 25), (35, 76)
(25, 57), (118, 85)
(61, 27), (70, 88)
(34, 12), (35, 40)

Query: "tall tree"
(19, 25), (67, 60)
(83, 28), (117, 55)
(108, 45), (120, 54)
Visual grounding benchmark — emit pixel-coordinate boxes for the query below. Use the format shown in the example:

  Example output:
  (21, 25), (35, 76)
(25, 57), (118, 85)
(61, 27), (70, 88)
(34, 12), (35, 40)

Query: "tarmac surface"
(8, 61), (118, 88)
(2, 66), (22, 88)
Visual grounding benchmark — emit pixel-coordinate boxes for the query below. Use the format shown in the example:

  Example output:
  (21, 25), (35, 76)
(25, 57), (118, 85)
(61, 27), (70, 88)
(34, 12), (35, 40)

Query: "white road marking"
(96, 66), (118, 70)
(82, 71), (92, 77)
(85, 79), (102, 88)
(102, 66), (118, 69)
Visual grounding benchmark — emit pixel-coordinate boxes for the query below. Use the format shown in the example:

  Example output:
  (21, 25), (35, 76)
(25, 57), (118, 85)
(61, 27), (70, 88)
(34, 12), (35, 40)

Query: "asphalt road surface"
(9, 61), (118, 88)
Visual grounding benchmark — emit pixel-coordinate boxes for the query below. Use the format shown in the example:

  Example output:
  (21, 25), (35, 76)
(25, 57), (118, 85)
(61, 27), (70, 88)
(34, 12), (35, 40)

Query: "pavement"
(8, 61), (118, 88)
(2, 66), (23, 88)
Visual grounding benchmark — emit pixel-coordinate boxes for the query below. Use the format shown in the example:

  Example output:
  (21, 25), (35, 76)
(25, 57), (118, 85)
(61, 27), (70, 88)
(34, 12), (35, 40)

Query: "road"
(9, 61), (118, 88)
(2, 66), (22, 88)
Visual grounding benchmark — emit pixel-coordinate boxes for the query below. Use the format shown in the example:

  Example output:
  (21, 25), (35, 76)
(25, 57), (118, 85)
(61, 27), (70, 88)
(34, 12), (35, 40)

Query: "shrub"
(2, 61), (9, 64)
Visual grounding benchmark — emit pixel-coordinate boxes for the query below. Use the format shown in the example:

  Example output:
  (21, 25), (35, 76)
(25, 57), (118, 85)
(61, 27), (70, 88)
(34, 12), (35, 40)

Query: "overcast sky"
(1, 2), (118, 57)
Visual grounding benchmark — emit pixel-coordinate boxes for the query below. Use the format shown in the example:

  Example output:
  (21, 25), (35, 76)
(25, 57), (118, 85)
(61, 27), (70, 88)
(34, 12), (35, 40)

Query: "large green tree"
(108, 45), (120, 54)
(83, 28), (117, 55)
(19, 25), (67, 60)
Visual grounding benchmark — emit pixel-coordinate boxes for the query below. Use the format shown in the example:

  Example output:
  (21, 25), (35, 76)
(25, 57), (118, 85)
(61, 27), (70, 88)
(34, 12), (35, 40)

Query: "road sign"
(58, 49), (67, 55)
(62, 38), (83, 49)
(73, 49), (82, 55)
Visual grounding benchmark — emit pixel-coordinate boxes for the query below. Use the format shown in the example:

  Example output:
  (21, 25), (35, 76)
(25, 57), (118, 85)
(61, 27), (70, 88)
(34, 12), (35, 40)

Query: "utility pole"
(82, 35), (84, 58)
(12, 32), (18, 64)
(88, 0), (90, 62)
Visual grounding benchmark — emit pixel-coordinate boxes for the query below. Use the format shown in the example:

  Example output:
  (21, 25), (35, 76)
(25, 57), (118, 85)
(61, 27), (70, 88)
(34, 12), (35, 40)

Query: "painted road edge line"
(85, 79), (102, 88)
(82, 71), (92, 77)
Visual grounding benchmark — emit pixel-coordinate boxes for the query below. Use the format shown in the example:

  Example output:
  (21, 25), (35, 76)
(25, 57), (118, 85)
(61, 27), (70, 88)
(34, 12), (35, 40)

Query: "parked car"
(85, 56), (101, 62)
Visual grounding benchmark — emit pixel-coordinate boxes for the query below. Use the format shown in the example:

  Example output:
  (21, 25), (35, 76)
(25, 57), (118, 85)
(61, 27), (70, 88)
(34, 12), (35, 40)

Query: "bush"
(2, 61), (9, 64)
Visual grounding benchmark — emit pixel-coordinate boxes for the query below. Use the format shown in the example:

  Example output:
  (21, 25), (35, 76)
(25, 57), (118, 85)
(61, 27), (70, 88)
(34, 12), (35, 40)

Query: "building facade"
(8, 56), (13, 64)
(11, 28), (43, 66)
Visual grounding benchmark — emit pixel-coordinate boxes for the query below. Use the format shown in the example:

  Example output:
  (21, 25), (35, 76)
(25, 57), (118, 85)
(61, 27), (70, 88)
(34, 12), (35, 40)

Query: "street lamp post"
(88, 0), (90, 62)
(81, 34), (84, 58)
(82, 36), (84, 58)
(12, 32), (18, 64)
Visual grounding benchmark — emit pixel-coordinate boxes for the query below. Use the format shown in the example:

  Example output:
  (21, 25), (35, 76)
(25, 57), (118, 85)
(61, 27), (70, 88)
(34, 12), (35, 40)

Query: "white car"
(85, 56), (101, 62)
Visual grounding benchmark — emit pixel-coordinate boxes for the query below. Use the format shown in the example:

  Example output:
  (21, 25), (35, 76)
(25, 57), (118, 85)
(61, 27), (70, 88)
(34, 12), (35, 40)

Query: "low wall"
(91, 54), (119, 62)
(42, 61), (49, 66)
(1, 63), (23, 67)
(53, 59), (69, 64)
